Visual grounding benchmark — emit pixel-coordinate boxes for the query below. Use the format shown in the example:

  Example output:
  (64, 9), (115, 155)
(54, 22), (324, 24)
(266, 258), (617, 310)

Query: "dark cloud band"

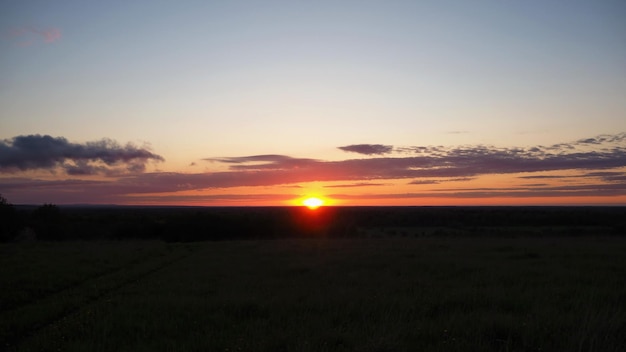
(338, 144), (393, 155)
(1, 133), (625, 204)
(0, 134), (164, 174)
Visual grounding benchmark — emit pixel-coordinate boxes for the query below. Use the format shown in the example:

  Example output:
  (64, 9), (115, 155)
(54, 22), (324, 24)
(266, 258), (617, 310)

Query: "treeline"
(1, 199), (356, 242)
(2, 196), (626, 242)
(1, 198), (68, 242)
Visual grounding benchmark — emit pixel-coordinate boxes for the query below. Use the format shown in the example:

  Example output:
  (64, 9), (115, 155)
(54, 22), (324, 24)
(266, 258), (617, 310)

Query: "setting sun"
(303, 197), (324, 209)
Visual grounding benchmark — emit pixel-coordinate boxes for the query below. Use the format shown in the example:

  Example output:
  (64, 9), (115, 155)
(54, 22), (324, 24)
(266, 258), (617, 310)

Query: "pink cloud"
(35, 27), (61, 43)
(5, 26), (62, 46)
(2, 133), (626, 205)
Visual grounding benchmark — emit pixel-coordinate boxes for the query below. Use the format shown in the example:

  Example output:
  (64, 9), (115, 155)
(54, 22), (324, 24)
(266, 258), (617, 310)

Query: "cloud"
(408, 180), (440, 185)
(37, 28), (61, 43)
(122, 193), (296, 204)
(324, 183), (386, 188)
(574, 134), (626, 146)
(518, 175), (572, 179)
(204, 155), (319, 170)
(430, 183), (626, 198)
(326, 182), (626, 201)
(5, 27), (61, 46)
(338, 144), (393, 155)
(0, 177), (105, 190)
(2, 133), (626, 204)
(0, 135), (164, 174)
(191, 133), (626, 189)
(54, 132), (626, 192)
(408, 178), (475, 185)
(4, 177), (625, 205)
(518, 171), (626, 182)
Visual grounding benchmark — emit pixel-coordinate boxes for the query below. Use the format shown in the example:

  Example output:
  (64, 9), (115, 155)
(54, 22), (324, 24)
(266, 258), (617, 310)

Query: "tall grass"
(3, 237), (626, 351)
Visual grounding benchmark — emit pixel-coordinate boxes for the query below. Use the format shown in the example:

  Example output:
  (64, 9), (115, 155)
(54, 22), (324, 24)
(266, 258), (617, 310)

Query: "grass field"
(2, 237), (626, 351)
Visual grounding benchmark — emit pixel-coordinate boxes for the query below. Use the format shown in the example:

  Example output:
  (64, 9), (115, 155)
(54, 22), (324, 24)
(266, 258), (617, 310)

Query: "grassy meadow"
(2, 237), (626, 351)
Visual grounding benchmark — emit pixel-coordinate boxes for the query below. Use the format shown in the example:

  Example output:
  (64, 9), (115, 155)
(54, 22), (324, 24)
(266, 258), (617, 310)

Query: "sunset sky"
(1, 0), (625, 206)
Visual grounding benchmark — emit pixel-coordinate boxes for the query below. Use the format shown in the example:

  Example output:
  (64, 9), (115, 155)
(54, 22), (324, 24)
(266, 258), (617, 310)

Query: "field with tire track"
(2, 238), (626, 351)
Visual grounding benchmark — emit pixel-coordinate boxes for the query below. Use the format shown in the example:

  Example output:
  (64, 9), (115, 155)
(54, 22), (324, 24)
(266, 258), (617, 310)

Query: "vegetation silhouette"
(2, 195), (626, 350)
(2, 197), (626, 242)
(0, 195), (20, 242)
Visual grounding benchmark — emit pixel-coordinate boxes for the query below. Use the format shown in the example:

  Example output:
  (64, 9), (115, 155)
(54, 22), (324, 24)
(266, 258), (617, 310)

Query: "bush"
(0, 195), (20, 242)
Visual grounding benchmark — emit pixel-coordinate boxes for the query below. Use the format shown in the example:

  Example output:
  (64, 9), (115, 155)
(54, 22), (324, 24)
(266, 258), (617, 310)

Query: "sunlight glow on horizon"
(302, 197), (325, 210)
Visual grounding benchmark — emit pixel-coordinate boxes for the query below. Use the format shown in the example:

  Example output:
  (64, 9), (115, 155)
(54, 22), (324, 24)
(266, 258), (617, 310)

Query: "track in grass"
(0, 243), (194, 350)
(4, 238), (626, 351)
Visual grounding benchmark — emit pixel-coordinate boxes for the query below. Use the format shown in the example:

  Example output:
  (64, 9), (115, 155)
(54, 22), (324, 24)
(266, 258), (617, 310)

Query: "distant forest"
(2, 196), (626, 242)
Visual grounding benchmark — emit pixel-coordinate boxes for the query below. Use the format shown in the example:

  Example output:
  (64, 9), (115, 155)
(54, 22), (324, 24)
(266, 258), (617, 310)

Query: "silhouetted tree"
(0, 194), (20, 242)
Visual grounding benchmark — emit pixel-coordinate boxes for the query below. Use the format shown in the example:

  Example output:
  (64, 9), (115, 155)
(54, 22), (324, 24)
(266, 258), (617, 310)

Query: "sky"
(1, 0), (625, 206)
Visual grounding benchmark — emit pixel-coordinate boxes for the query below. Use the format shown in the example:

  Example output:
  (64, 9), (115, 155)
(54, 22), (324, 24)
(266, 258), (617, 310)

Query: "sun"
(302, 197), (324, 210)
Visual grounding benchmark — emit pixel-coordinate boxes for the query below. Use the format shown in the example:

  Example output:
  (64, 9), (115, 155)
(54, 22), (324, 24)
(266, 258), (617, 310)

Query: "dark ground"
(1, 206), (625, 351)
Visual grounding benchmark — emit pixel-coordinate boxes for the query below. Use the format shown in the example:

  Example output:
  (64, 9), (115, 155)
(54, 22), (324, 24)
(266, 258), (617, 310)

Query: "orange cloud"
(2, 133), (626, 205)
